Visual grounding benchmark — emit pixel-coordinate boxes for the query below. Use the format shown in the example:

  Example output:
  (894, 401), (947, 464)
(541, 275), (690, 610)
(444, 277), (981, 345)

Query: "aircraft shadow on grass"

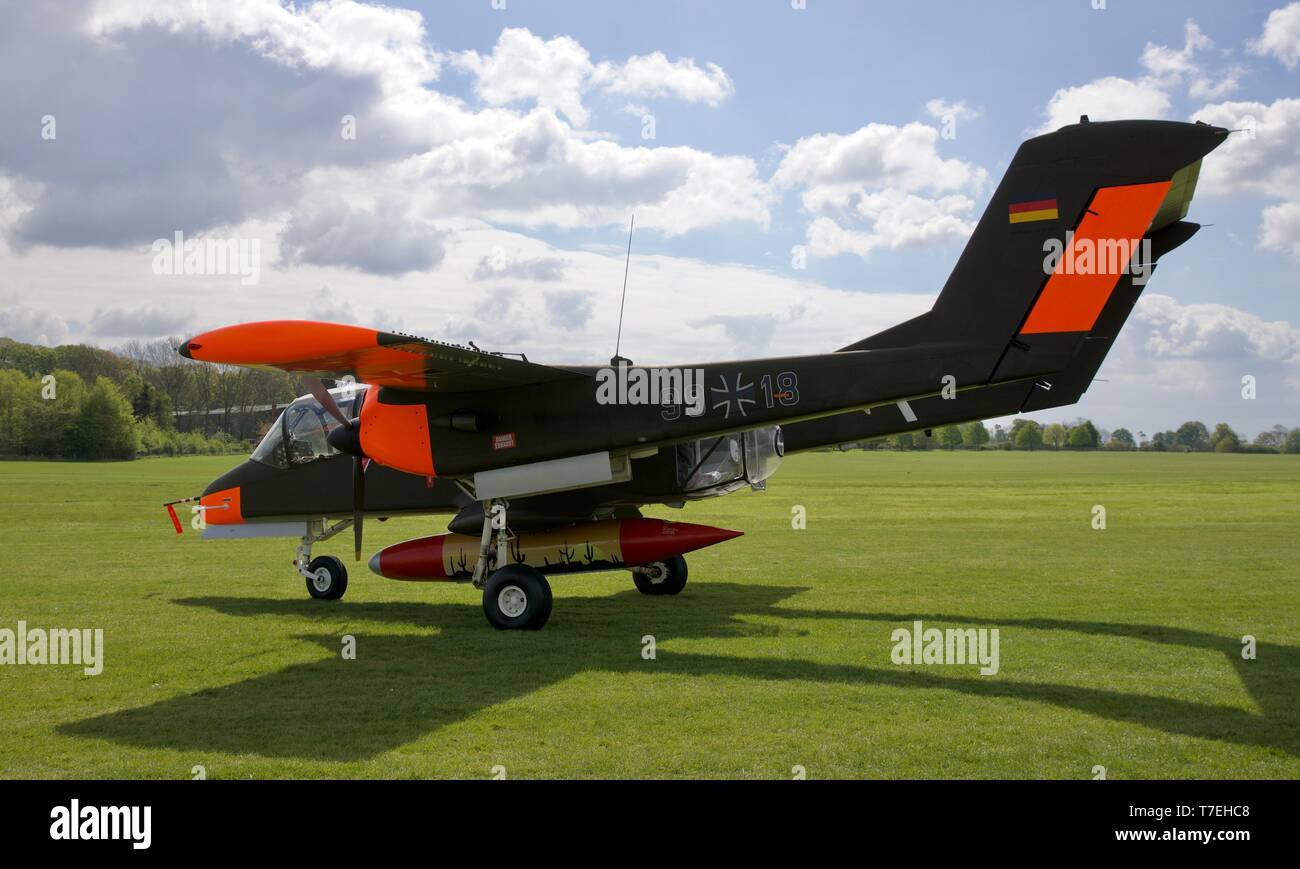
(59, 585), (1298, 762)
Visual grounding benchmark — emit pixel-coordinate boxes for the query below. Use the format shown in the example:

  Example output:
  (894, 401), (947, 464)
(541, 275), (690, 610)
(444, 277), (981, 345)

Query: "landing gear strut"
(632, 555), (688, 596)
(471, 499), (553, 630)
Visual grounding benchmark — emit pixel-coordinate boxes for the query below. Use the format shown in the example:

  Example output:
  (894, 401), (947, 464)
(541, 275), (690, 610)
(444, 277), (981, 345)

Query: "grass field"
(1, 451), (1297, 779)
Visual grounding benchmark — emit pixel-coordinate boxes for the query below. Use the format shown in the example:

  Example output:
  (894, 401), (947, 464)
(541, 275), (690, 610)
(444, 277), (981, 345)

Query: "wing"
(179, 320), (584, 392)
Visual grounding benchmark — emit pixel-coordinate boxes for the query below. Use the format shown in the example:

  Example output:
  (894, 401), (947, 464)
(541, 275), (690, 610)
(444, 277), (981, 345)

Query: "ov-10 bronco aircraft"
(170, 118), (1227, 630)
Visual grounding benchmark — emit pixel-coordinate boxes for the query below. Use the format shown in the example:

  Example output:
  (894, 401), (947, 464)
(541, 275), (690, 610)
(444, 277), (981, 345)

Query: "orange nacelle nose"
(358, 388), (435, 477)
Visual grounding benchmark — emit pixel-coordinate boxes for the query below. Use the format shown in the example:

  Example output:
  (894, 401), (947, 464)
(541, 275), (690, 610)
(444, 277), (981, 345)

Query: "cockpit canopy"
(251, 385), (370, 469)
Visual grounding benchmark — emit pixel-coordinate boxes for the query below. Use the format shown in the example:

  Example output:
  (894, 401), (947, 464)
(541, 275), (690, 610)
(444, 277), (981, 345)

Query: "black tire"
(632, 555), (688, 596)
(482, 564), (552, 630)
(305, 555), (348, 600)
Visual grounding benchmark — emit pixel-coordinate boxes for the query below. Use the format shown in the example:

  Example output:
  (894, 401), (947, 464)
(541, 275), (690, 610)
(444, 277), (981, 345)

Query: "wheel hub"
(312, 570), (332, 593)
(498, 585), (528, 618)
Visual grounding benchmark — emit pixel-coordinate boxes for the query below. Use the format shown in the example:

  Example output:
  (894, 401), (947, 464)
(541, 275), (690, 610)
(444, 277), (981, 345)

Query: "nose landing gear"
(295, 517), (355, 601)
(305, 555), (348, 600)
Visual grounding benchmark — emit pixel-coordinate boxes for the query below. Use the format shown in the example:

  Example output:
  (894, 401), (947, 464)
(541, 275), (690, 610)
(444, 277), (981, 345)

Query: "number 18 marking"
(760, 371), (800, 408)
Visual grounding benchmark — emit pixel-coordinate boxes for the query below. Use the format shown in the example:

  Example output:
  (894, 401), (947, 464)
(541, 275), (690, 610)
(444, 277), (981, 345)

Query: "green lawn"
(1, 451), (1297, 779)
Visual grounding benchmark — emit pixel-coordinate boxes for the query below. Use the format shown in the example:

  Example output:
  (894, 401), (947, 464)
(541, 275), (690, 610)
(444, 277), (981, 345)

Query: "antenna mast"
(612, 214), (634, 365)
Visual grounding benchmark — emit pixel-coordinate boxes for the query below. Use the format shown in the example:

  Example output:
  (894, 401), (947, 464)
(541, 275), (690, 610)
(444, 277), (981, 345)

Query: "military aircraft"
(169, 118), (1228, 630)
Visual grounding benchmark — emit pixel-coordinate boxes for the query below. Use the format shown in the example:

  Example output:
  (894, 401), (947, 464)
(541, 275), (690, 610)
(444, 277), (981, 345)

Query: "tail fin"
(781, 120), (1227, 453)
(843, 119), (1229, 392)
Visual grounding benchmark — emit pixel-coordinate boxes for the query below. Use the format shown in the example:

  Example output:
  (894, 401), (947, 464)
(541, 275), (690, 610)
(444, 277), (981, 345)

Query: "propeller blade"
(303, 376), (351, 429)
(353, 455), (365, 561)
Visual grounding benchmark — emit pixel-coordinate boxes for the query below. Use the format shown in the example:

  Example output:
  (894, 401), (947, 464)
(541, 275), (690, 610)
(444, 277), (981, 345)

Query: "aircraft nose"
(202, 458), (276, 497)
(200, 458), (282, 524)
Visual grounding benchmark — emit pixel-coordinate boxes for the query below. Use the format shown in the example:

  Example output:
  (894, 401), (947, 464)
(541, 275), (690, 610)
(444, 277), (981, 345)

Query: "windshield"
(251, 385), (369, 469)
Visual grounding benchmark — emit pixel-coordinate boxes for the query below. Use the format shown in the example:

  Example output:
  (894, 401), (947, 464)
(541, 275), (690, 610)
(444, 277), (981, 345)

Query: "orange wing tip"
(179, 321), (384, 366)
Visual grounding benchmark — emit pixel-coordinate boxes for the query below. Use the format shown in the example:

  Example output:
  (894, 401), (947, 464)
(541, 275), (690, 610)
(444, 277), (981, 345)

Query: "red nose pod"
(370, 534), (449, 581)
(615, 518), (743, 565)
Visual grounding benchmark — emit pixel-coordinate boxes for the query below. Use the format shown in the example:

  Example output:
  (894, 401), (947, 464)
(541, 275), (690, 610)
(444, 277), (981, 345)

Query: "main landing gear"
(472, 498), (553, 631)
(482, 564), (553, 630)
(632, 555), (688, 596)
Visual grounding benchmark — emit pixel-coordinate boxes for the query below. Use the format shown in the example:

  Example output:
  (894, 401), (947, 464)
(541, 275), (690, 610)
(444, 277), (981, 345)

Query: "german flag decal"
(1008, 196), (1059, 224)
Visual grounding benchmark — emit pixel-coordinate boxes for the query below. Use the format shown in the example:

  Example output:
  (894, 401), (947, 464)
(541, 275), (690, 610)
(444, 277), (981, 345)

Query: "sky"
(0, 0), (1297, 439)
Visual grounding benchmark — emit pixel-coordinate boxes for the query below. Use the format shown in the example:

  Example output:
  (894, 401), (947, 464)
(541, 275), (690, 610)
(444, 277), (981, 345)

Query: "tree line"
(0, 337), (301, 460)
(864, 417), (1300, 454)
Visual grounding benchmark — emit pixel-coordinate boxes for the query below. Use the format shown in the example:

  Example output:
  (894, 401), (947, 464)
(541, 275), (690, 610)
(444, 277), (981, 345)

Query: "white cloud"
(773, 122), (984, 194)
(773, 122), (985, 260)
(1034, 76), (1173, 134)
(0, 6), (763, 269)
(1249, 2), (1300, 69)
(0, 299), (70, 345)
(357, 107), (771, 235)
(543, 290), (594, 328)
(86, 0), (442, 93)
(0, 175), (35, 254)
(593, 51), (734, 106)
(1136, 293), (1300, 363)
(924, 98), (981, 123)
(805, 192), (975, 258)
(1033, 19), (1244, 134)
(86, 304), (192, 337)
(1192, 98), (1300, 196)
(453, 28), (734, 128)
(1141, 20), (1212, 81)
(1140, 20), (1241, 101)
(473, 250), (569, 282)
(278, 194), (447, 276)
(1259, 201), (1300, 258)
(309, 285), (359, 324)
(1193, 97), (1300, 259)
(453, 29), (594, 127)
